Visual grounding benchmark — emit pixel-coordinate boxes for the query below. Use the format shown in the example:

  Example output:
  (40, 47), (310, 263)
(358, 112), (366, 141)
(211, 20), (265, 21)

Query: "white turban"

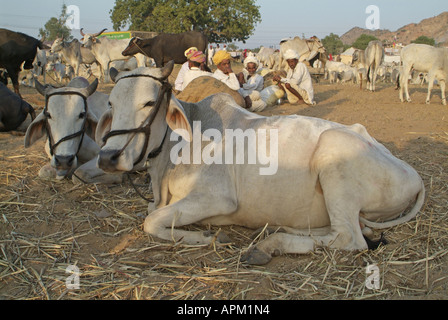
(244, 56), (259, 68)
(284, 49), (300, 60)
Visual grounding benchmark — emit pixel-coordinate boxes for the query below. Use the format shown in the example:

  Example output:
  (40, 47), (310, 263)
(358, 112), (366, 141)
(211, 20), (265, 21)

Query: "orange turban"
(184, 47), (198, 59)
(189, 51), (206, 63)
(212, 50), (231, 65)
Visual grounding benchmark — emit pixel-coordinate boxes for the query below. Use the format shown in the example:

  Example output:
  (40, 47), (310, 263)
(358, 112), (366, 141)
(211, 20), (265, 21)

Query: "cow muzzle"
(52, 154), (77, 179)
(97, 150), (133, 173)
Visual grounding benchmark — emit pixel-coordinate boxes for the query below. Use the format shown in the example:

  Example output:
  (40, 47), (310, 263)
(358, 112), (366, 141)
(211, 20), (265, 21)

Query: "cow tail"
(367, 65), (371, 83)
(359, 180), (425, 230)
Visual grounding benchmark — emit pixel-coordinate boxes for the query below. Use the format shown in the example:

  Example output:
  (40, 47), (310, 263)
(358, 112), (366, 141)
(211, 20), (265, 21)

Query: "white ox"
(399, 43), (447, 105)
(257, 46), (276, 69)
(80, 29), (147, 83)
(51, 38), (98, 78)
(365, 40), (384, 92)
(25, 77), (122, 184)
(95, 62), (425, 265)
(279, 36), (326, 71)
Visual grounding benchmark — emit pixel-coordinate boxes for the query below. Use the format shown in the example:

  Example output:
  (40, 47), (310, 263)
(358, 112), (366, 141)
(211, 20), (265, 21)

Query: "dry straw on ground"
(1, 70), (447, 300)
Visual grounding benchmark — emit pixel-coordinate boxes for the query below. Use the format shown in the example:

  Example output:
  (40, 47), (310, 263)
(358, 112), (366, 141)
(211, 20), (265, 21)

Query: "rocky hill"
(341, 11), (448, 46)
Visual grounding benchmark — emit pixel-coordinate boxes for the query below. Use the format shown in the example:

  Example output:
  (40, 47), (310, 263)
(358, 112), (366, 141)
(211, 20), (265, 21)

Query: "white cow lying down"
(96, 62), (425, 265)
(25, 77), (123, 184)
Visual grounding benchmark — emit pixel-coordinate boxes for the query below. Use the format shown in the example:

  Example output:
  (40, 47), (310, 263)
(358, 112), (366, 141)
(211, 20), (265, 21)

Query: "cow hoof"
(203, 230), (232, 244)
(250, 226), (286, 240)
(363, 233), (388, 250)
(241, 247), (272, 265)
(38, 164), (56, 180)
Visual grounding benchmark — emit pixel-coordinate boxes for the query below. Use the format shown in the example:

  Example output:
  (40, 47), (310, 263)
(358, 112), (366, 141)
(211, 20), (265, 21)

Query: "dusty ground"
(0, 64), (447, 300)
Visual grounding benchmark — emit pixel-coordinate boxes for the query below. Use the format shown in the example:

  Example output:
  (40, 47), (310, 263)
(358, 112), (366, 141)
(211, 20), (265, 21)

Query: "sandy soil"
(0, 66), (447, 300)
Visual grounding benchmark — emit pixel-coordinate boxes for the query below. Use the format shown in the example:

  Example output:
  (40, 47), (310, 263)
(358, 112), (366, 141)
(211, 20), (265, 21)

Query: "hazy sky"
(1, 0), (447, 48)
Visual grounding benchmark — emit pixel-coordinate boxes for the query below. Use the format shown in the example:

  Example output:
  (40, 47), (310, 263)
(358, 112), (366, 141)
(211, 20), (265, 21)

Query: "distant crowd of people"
(174, 46), (316, 112)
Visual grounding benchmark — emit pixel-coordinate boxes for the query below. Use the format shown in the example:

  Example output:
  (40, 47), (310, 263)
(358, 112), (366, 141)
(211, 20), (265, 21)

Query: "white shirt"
(281, 62), (314, 101)
(213, 69), (240, 91)
(181, 67), (213, 91)
(241, 70), (264, 92)
(174, 62), (190, 91)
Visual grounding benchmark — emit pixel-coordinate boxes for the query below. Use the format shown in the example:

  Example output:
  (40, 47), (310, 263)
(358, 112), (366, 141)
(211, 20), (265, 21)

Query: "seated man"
(212, 50), (241, 91)
(273, 49), (316, 105)
(174, 47), (211, 92)
(237, 56), (267, 112)
(181, 51), (212, 90)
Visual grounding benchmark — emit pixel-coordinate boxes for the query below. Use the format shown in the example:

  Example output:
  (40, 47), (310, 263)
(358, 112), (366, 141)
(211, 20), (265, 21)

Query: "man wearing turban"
(273, 49), (316, 105)
(175, 47), (211, 92)
(212, 50), (241, 91)
(181, 51), (213, 90)
(237, 56), (267, 112)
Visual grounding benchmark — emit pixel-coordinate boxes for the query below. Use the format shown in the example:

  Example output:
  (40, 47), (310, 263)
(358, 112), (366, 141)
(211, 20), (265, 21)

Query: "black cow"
(122, 31), (208, 67)
(0, 28), (47, 97)
(0, 82), (35, 132)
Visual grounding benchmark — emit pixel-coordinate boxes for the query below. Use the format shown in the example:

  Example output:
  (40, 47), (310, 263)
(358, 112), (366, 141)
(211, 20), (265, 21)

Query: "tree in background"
(411, 36), (436, 46)
(110, 0), (261, 43)
(39, 4), (73, 41)
(322, 33), (347, 55)
(352, 34), (378, 50)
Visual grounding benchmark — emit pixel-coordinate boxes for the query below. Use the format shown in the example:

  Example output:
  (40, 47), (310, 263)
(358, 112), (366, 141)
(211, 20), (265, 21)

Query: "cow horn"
(109, 67), (119, 83)
(93, 28), (108, 38)
(160, 61), (175, 80)
(85, 78), (99, 97)
(34, 79), (47, 96)
(80, 28), (85, 37)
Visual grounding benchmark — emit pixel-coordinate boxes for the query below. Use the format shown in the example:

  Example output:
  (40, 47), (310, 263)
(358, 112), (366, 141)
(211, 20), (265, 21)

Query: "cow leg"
(372, 67), (378, 92)
(401, 65), (413, 102)
(425, 72), (435, 104)
(143, 194), (237, 245)
(7, 69), (21, 98)
(72, 158), (123, 184)
(440, 80), (446, 105)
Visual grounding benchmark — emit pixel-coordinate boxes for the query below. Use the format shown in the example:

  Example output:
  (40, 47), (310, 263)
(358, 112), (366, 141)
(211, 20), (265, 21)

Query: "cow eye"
(79, 112), (86, 119)
(144, 101), (155, 108)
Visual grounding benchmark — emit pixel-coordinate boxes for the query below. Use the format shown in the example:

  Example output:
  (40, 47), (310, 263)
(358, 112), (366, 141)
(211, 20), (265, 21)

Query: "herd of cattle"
(0, 27), (437, 265)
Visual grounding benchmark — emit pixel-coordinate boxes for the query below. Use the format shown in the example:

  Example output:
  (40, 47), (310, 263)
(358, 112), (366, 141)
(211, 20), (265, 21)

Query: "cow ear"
(109, 68), (119, 83)
(24, 112), (47, 148)
(95, 109), (113, 147)
(166, 96), (192, 142)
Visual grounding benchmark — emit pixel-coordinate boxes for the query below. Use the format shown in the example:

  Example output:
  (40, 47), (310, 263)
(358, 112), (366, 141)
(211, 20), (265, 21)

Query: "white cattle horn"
(34, 79), (47, 96)
(160, 61), (175, 80)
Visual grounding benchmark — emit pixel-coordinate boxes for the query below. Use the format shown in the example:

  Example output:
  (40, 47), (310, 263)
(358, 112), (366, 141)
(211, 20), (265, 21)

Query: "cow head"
(25, 77), (99, 179)
(122, 37), (144, 56)
(96, 61), (191, 173)
(50, 37), (64, 53)
(80, 28), (107, 48)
